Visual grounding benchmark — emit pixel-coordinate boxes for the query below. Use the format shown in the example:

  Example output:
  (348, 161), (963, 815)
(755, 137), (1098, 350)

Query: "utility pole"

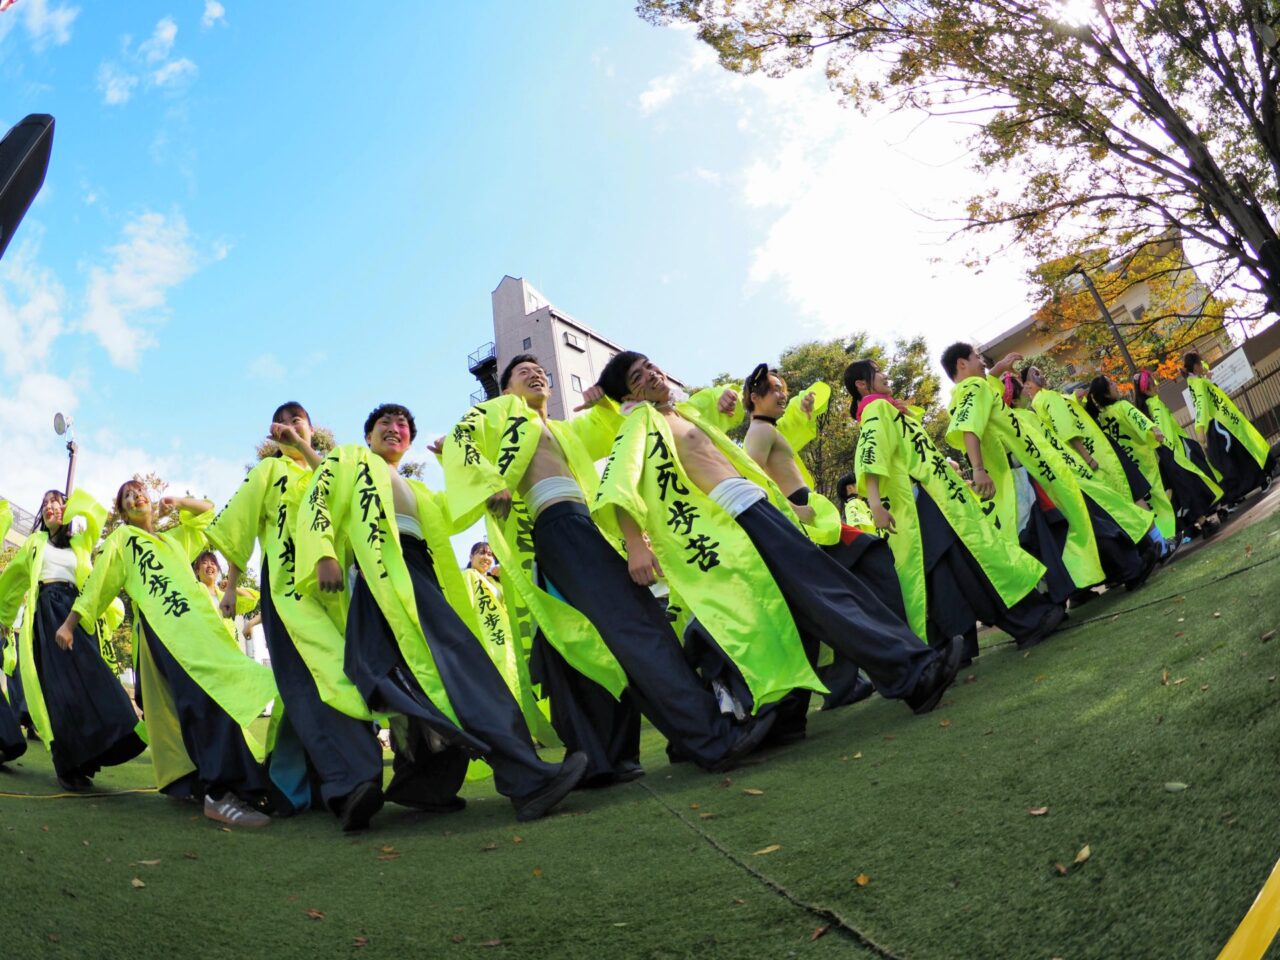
(1069, 264), (1138, 379)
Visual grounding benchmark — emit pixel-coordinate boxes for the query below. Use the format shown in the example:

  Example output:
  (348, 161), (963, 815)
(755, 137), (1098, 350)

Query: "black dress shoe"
(1125, 540), (1160, 592)
(703, 711), (777, 774)
(339, 780), (385, 832)
(612, 762), (645, 784)
(905, 637), (964, 715)
(512, 751), (589, 822)
(1016, 603), (1067, 650)
(56, 774), (91, 792)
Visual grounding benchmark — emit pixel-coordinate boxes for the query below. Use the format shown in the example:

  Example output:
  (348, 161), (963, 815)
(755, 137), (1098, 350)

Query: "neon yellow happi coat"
(1094, 400), (1178, 538)
(206, 455), (373, 721)
(592, 399), (825, 710)
(947, 376), (1104, 590)
(463, 567), (558, 747)
(296, 444), (479, 727)
(441, 394), (628, 698)
(1187, 375), (1271, 469)
(1022, 408), (1153, 545)
(1031, 389), (1131, 498)
(770, 382), (843, 546)
(843, 497), (877, 534)
(1143, 394), (1223, 500)
(856, 399), (1045, 641)
(0, 490), (129, 749)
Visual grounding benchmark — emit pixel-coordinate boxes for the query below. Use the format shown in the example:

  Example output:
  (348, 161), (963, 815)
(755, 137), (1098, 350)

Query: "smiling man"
(441, 355), (776, 781)
(594, 350), (964, 720)
(295, 402), (589, 823)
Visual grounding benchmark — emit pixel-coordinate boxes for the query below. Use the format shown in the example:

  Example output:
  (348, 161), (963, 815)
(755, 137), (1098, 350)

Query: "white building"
(469, 276), (631, 420)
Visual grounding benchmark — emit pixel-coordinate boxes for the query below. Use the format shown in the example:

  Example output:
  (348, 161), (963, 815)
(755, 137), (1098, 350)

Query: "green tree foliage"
(639, 0), (1280, 325)
(252, 424), (336, 465)
(701, 334), (946, 498)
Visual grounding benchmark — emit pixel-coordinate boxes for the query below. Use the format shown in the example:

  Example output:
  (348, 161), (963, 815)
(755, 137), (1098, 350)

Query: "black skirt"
(1156, 445), (1217, 527)
(32, 582), (145, 779)
(1206, 422), (1266, 502)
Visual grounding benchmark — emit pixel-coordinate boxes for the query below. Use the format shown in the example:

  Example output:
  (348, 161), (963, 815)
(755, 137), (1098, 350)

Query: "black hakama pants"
(258, 564), (383, 813)
(1019, 491), (1078, 604)
(528, 623), (642, 786)
(916, 488), (1058, 656)
(2, 633), (30, 729)
(0, 679), (25, 762)
(532, 502), (739, 769)
(1155, 445), (1217, 531)
(1104, 435), (1153, 502)
(140, 613), (272, 801)
(733, 500), (934, 701)
(31, 583), (144, 780)
(345, 535), (560, 801)
(1206, 421), (1269, 503)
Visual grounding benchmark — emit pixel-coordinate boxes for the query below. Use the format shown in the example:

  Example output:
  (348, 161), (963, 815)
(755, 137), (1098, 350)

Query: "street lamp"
(54, 412), (76, 496)
(1067, 263), (1139, 379)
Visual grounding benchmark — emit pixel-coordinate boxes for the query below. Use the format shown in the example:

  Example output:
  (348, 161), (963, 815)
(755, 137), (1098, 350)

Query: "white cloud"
(201, 1), (226, 29)
(248, 353), (285, 381)
(14, 0), (78, 51)
(0, 236), (67, 378)
(138, 16), (177, 63)
(638, 73), (681, 115)
(96, 61), (139, 105)
(81, 211), (199, 369)
(638, 42), (1036, 358)
(692, 167), (722, 186)
(152, 57), (197, 87)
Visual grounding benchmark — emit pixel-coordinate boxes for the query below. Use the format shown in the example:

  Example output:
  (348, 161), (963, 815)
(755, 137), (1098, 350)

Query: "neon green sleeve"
(441, 405), (509, 528)
(946, 379), (994, 450)
(683, 387), (744, 435)
(206, 460), (273, 571)
(71, 531), (128, 624)
(0, 542), (33, 628)
(567, 396), (624, 460)
(776, 382), (830, 456)
(295, 449), (345, 596)
(855, 402), (894, 480)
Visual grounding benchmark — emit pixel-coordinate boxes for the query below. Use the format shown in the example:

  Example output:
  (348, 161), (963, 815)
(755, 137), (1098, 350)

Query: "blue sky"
(0, 0), (1037, 528)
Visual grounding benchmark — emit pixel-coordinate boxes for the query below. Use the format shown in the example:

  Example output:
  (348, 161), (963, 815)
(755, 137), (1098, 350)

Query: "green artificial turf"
(4, 507), (1280, 959)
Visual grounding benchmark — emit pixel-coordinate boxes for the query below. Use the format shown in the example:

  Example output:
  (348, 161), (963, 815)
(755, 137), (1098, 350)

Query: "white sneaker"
(203, 794), (271, 828)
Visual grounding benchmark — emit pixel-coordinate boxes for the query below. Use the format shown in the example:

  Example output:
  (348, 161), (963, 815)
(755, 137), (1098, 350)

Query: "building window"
(571, 374), (583, 392)
(564, 331), (584, 352)
(546, 373), (554, 388)
(521, 337), (532, 351)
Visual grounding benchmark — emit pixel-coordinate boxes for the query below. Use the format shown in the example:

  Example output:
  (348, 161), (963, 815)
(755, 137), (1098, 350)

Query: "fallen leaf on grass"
(1262, 631), (1276, 643)
(451, 934), (465, 944)
(689, 803), (699, 810)
(719, 777), (732, 788)
(353, 936), (369, 948)
(182, 852), (198, 861)
(1028, 807), (1049, 816)
(1200, 684), (1210, 691)
(742, 788), (765, 796)
(47, 934), (60, 943)
(698, 813), (716, 820)
(1074, 845), (1091, 865)
(130, 878), (145, 889)
(376, 852), (400, 862)
(939, 719), (952, 728)
(963, 674), (978, 684)
(1161, 670), (1169, 685)
(285, 895), (298, 902)
(753, 844), (782, 856)
(481, 939), (502, 947)
(732, 898), (746, 905)
(1172, 596), (1186, 603)
(612, 922), (627, 927)
(481, 842), (498, 852)
(512, 836), (523, 844)
(811, 925), (830, 941)
(1177, 617), (1186, 623)
(882, 735), (896, 741)
(303, 908), (324, 920)
(380, 845), (397, 854)
(1213, 612), (1222, 618)
(854, 873), (870, 886)
(1053, 863), (1068, 876)
(1173, 677), (1188, 685)
(532, 867), (543, 878)
(1165, 782), (1189, 792)
(137, 859), (161, 867)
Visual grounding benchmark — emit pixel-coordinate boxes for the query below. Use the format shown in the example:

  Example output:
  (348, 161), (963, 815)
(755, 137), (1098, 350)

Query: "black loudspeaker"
(0, 113), (55, 261)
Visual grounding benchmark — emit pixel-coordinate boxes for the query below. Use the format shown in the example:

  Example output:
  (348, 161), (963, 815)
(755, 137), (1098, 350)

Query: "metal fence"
(2, 497), (37, 538)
